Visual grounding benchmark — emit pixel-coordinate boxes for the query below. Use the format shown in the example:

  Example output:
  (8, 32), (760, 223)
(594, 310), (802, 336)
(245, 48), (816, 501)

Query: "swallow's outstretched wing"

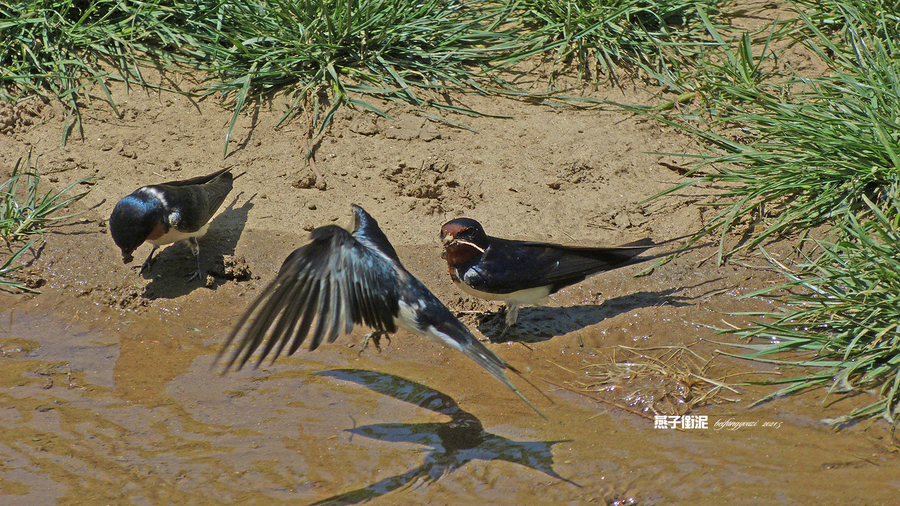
(217, 205), (544, 417)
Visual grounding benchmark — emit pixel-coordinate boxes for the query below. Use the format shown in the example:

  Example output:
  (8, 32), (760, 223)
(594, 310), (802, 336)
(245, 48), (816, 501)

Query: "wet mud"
(2, 239), (898, 505)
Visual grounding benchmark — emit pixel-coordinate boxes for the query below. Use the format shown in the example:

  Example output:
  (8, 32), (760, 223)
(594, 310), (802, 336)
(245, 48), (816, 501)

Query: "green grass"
(723, 193), (900, 427)
(1, 154), (91, 292)
(0, 0), (726, 156)
(632, 3), (900, 426)
(183, 0), (524, 156)
(796, 0), (900, 38)
(496, 0), (721, 86)
(635, 3), (899, 261)
(0, 0), (188, 143)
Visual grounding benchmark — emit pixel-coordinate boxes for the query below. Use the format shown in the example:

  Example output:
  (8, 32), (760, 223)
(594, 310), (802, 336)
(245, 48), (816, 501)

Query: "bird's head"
(440, 218), (488, 266)
(108, 191), (165, 264)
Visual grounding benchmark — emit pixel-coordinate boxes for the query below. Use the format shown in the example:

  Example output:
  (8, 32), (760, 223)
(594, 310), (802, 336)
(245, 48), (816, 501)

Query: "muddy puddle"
(2, 274), (898, 506)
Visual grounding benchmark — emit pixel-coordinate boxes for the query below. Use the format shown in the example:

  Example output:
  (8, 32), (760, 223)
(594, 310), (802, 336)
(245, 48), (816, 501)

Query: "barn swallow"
(109, 167), (235, 280)
(440, 218), (681, 333)
(217, 205), (545, 418)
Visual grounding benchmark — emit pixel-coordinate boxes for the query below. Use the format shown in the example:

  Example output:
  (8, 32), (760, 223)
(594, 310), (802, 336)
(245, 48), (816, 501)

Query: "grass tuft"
(497, 0), (722, 86)
(1, 1), (732, 156)
(722, 193), (900, 426)
(637, 5), (900, 263)
(185, 0), (525, 156)
(1, 153), (92, 292)
(634, 3), (900, 426)
(0, 0), (191, 143)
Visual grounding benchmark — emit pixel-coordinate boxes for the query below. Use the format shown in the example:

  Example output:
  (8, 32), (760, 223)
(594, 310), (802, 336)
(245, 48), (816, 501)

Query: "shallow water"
(1, 292), (898, 505)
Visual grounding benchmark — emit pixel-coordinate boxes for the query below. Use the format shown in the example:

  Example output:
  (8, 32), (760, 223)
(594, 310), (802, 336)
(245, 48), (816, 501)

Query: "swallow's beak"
(440, 232), (453, 260)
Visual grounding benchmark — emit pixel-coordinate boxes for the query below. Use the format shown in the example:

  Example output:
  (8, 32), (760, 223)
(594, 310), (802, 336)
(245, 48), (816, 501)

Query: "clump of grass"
(795, 0), (900, 40)
(497, 0), (722, 86)
(723, 193), (900, 427)
(0, 1), (189, 143)
(1, 156), (90, 240)
(574, 345), (738, 416)
(153, 0), (732, 154)
(183, 0), (524, 156)
(2, 1), (733, 157)
(638, 6), (900, 263)
(1, 154), (91, 292)
(0, 0), (522, 155)
(634, 4), (900, 426)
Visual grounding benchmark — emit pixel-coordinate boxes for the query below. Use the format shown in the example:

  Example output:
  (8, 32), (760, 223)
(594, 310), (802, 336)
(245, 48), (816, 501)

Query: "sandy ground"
(2, 54), (899, 504)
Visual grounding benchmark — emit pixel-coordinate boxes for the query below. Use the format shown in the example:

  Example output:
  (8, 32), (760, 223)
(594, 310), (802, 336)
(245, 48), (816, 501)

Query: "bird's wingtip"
(350, 204), (373, 226)
(350, 203), (366, 228)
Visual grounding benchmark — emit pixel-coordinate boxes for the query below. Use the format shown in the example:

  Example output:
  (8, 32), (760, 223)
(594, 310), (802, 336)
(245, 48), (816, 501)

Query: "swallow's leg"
(495, 303), (521, 338)
(359, 331), (391, 355)
(139, 245), (160, 274)
(186, 237), (204, 281)
(506, 303), (520, 327)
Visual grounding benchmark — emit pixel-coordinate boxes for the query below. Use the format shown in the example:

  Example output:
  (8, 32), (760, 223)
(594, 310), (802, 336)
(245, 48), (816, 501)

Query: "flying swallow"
(109, 167), (236, 280)
(217, 205), (545, 418)
(440, 218), (681, 333)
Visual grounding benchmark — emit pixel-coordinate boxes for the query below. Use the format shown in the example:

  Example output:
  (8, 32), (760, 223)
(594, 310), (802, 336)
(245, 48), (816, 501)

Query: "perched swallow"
(440, 218), (678, 332)
(109, 167), (235, 280)
(217, 205), (544, 418)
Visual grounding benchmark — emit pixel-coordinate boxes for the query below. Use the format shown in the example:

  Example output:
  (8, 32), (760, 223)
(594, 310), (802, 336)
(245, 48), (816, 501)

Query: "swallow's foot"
(485, 306), (505, 328)
(187, 241), (204, 281)
(485, 306), (514, 340)
(187, 269), (205, 282)
(139, 246), (159, 274)
(505, 303), (519, 327)
(359, 331), (391, 355)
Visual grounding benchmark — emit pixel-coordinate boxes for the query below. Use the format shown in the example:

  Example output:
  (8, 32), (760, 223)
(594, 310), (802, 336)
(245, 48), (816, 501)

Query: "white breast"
(395, 300), (464, 352)
(455, 279), (551, 306)
(147, 223), (210, 246)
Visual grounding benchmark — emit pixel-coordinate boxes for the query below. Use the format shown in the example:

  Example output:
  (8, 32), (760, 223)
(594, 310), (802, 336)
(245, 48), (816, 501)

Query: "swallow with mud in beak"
(109, 167), (236, 280)
(440, 218), (681, 335)
(217, 204), (545, 418)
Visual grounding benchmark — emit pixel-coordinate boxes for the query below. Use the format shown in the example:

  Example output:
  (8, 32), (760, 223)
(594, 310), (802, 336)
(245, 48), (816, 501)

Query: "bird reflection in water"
(309, 369), (578, 505)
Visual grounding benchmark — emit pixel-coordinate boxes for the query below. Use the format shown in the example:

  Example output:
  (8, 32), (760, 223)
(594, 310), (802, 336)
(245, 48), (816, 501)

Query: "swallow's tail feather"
(462, 336), (547, 419)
